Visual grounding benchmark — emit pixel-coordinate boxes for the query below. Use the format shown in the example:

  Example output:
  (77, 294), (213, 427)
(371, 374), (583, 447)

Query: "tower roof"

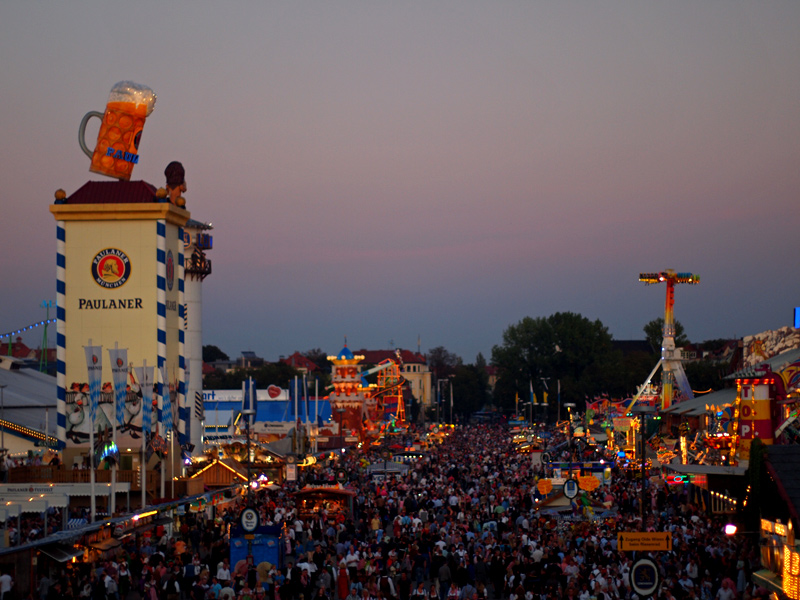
(61, 180), (158, 204)
(336, 346), (354, 361)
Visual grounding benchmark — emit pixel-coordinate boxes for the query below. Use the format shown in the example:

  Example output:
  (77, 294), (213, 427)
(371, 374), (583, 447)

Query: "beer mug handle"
(78, 111), (104, 159)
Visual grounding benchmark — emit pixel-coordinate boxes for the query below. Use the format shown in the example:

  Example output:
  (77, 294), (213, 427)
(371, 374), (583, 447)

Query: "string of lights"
(0, 418), (57, 445)
(2, 319), (57, 341)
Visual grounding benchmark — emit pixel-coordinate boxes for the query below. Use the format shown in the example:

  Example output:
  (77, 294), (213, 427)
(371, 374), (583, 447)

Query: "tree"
(683, 360), (726, 392)
(644, 318), (689, 352)
(451, 363), (490, 418)
(491, 312), (624, 417)
(426, 346), (462, 379)
(202, 344), (229, 363)
(203, 361), (301, 390)
(473, 353), (491, 405)
(619, 347), (659, 397)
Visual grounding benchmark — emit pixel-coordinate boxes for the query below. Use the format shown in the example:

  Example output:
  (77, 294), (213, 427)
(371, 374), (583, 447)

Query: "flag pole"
(242, 378), (248, 487)
(248, 377), (254, 490)
(141, 364), (147, 510)
(159, 367), (165, 500)
(450, 382), (454, 424)
(84, 339), (99, 524)
(170, 368), (175, 500)
(170, 422), (175, 499)
(90, 420), (95, 524)
(139, 362), (150, 510)
(294, 375), (299, 455)
(110, 343), (118, 516)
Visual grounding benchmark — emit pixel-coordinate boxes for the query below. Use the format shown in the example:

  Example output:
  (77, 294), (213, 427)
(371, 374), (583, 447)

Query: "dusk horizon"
(1, 2), (798, 364)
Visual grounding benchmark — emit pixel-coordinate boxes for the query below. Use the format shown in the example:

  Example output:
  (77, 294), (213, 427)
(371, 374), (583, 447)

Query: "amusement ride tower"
(632, 270), (700, 410)
(327, 345), (368, 441)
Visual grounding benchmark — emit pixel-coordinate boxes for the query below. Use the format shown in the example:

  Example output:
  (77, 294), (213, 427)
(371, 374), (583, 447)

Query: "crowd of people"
(34, 423), (766, 600)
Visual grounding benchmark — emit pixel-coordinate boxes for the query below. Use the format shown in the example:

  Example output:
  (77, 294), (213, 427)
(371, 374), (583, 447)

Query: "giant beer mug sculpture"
(79, 81), (156, 180)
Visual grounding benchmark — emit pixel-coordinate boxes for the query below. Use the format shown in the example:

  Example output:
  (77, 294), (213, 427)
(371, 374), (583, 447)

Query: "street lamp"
(540, 378), (549, 424)
(242, 378), (256, 497)
(449, 379), (454, 424)
(631, 404), (656, 529)
(436, 379), (448, 425)
(563, 403), (576, 457)
(0, 384), (6, 456)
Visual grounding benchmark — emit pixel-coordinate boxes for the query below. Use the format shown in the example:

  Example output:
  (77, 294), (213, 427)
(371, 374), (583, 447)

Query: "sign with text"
(240, 508), (259, 533)
(613, 417), (633, 431)
(617, 532), (672, 552)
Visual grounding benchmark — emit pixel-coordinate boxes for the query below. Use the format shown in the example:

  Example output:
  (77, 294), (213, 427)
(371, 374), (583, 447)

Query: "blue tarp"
(256, 400), (332, 423)
(206, 400), (333, 424)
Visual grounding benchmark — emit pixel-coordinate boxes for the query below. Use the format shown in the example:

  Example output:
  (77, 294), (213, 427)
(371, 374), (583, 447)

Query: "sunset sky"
(1, 2), (799, 364)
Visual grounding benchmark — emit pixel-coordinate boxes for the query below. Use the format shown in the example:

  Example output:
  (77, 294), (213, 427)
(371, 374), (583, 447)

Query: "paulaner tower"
(49, 166), (193, 472)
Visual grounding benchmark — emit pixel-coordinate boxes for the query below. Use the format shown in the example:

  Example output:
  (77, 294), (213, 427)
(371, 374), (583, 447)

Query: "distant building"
(279, 352), (320, 374)
(0, 355), (59, 458)
(238, 351), (264, 369)
(0, 337), (56, 375)
(485, 365), (498, 394)
(208, 351), (265, 373)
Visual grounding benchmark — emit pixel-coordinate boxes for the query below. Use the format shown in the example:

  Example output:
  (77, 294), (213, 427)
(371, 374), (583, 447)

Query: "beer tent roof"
(0, 357), (58, 444)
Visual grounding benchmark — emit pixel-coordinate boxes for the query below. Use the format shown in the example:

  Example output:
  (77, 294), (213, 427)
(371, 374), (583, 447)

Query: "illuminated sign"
(562, 479), (576, 498)
(579, 475), (600, 491)
(618, 532), (672, 552)
(664, 473), (708, 487)
(785, 547), (800, 599)
(666, 474), (691, 485)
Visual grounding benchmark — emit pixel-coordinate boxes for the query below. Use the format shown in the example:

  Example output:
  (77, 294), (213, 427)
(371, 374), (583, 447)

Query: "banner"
(108, 346), (128, 427)
(194, 391), (204, 421)
(135, 365), (154, 436)
(160, 366), (173, 435)
(84, 344), (103, 424)
(289, 379), (303, 403)
(242, 377), (256, 426)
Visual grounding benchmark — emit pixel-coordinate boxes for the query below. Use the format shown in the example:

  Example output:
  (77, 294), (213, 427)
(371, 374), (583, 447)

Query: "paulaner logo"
(91, 248), (131, 289)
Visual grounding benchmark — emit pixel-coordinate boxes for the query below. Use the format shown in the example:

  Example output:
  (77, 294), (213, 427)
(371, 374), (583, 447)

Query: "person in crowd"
(20, 422), (768, 600)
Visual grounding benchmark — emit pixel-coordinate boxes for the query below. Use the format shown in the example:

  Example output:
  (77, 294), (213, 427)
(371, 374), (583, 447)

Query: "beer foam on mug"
(108, 81), (157, 116)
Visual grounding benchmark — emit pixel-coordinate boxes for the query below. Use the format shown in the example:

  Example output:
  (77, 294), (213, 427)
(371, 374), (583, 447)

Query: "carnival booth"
(229, 505), (284, 580)
(367, 460), (409, 481)
(292, 484), (356, 518)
